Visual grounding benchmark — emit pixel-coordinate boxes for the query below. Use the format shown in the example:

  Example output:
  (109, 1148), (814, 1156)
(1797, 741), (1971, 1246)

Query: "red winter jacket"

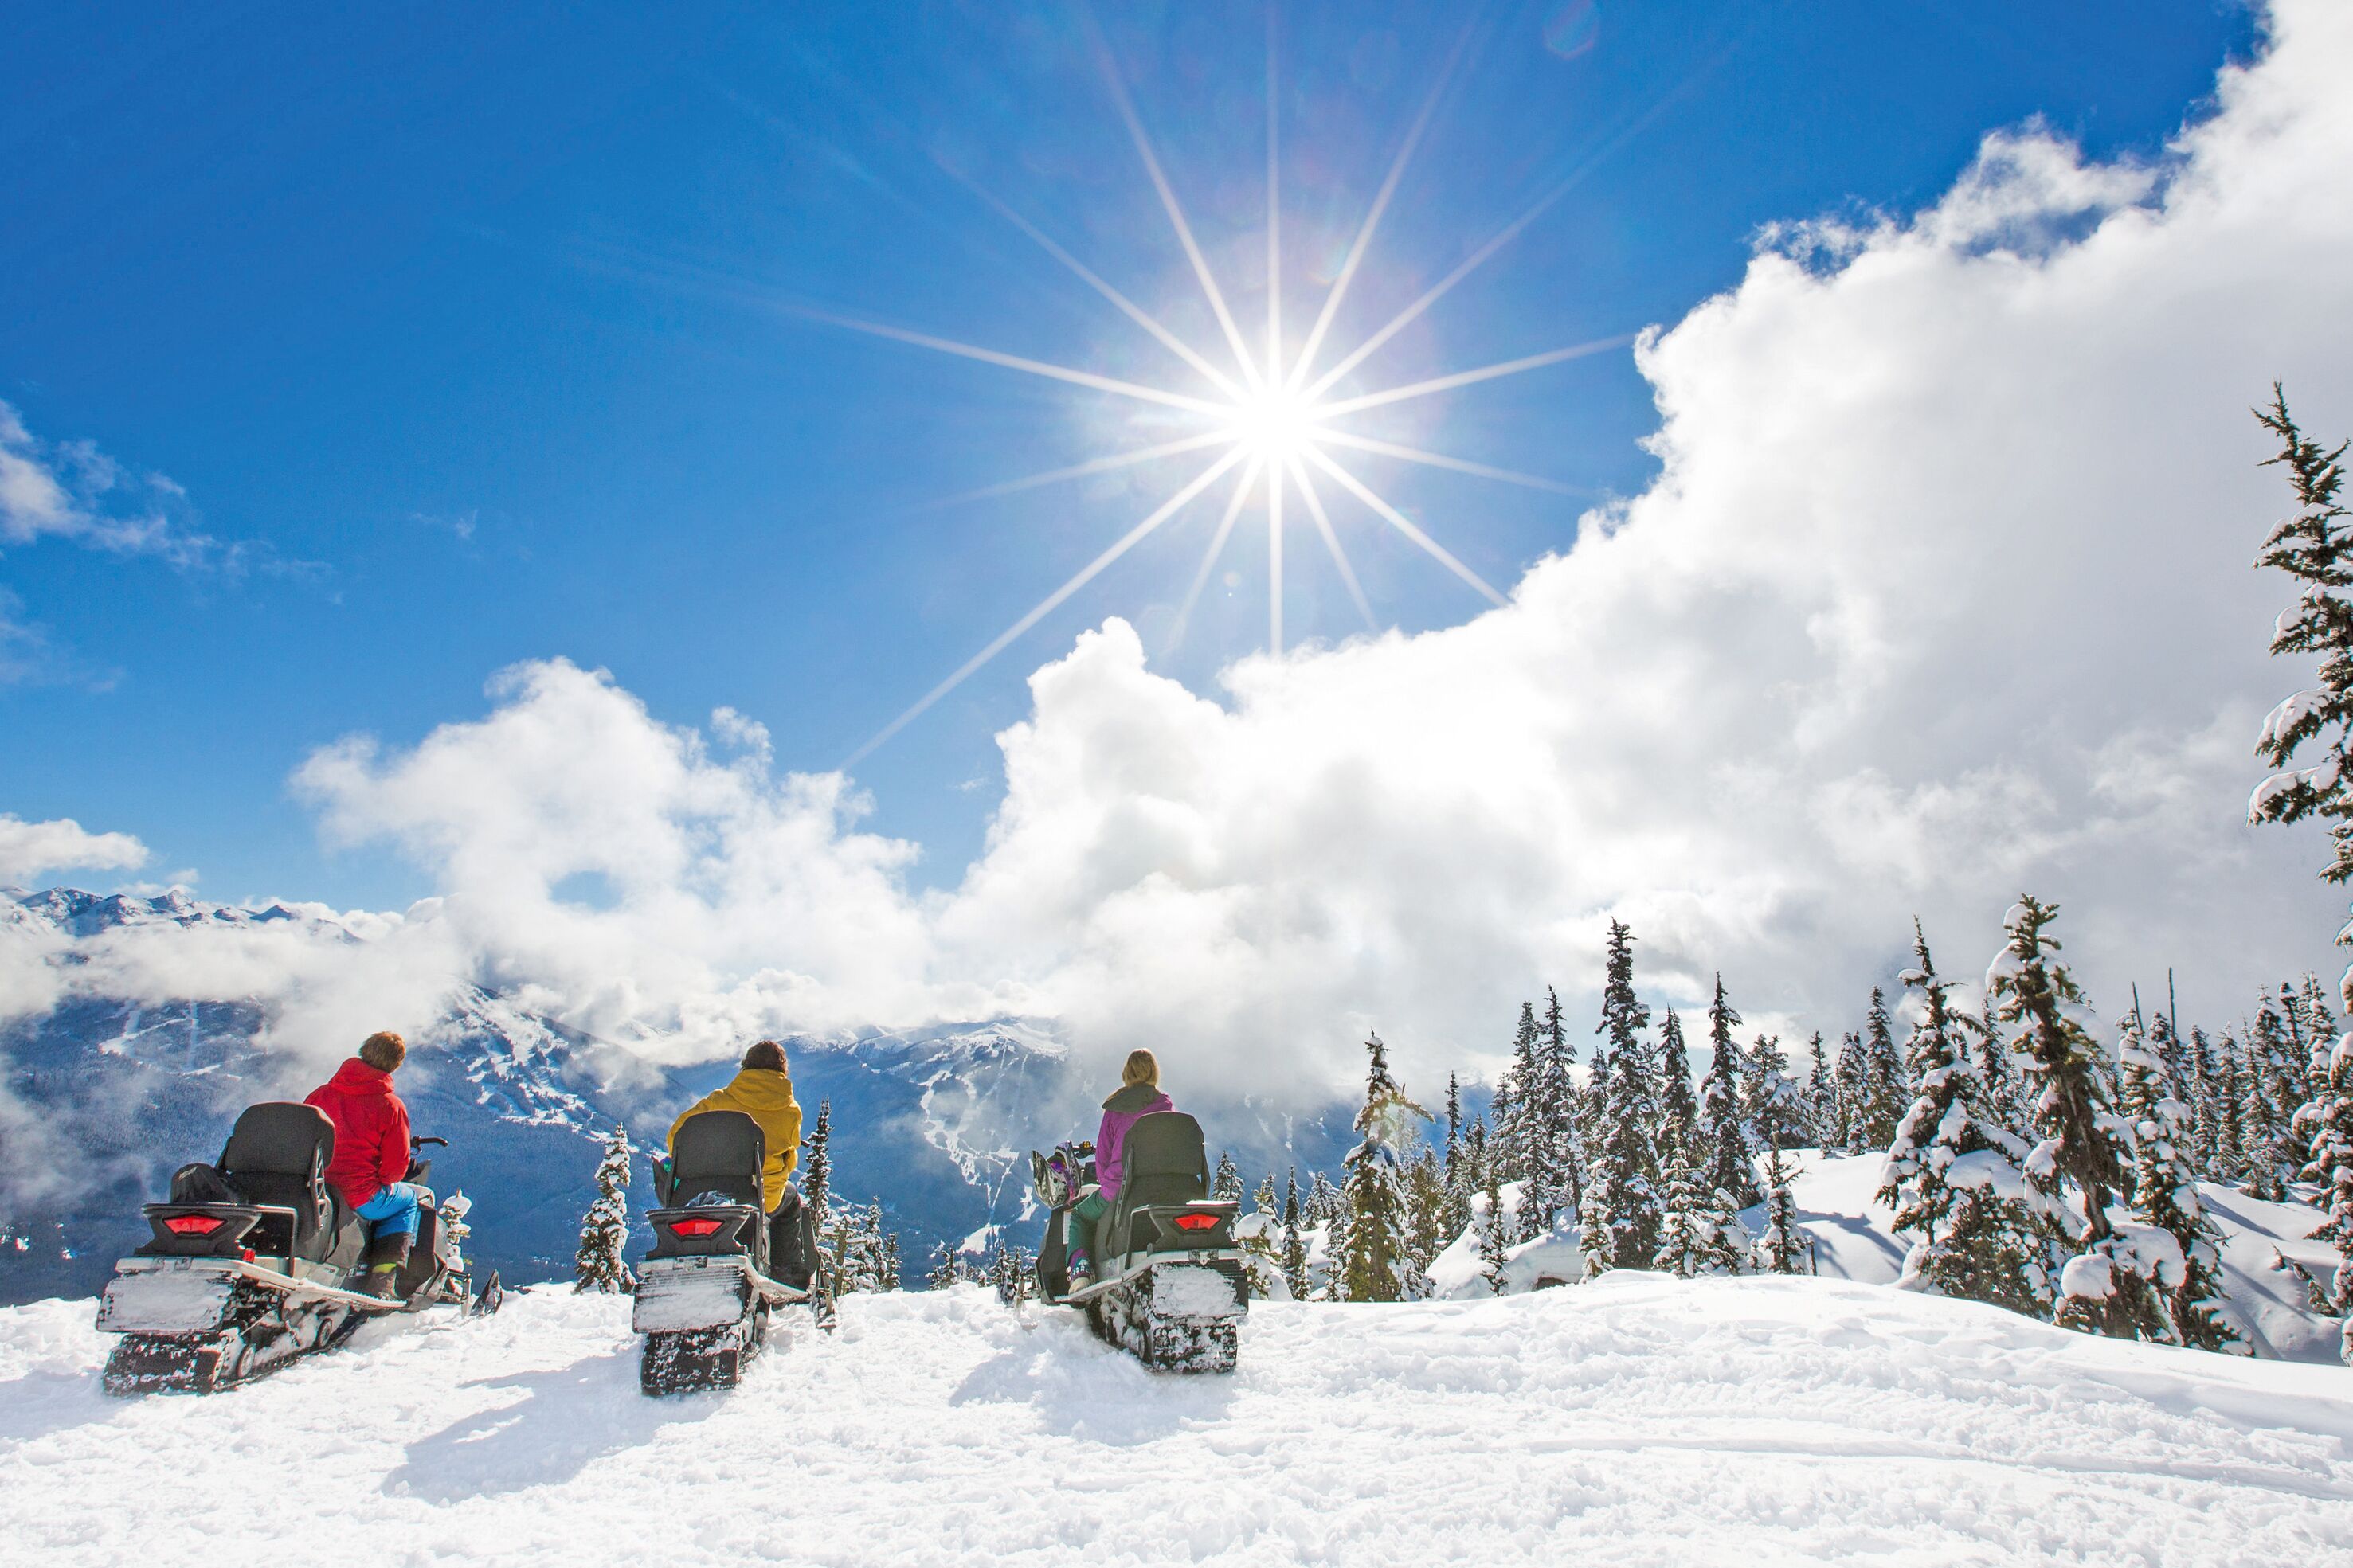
(304, 1058), (413, 1206)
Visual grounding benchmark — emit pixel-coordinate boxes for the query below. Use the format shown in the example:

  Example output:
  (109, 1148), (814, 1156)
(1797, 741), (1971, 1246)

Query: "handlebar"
(411, 1136), (448, 1150)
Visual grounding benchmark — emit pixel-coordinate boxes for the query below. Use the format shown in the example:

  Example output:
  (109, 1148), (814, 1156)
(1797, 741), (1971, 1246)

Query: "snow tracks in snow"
(4, 1274), (2351, 1566)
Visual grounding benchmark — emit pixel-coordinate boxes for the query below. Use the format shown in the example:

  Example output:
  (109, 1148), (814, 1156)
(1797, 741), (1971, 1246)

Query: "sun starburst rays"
(837, 16), (1613, 764)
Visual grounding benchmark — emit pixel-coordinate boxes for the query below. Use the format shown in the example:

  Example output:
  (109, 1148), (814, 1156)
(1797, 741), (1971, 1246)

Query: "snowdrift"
(6, 1273), (2351, 1566)
(1429, 1153), (2347, 1362)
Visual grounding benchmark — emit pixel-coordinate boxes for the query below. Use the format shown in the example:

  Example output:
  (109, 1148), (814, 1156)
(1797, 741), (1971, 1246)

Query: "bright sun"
(1227, 382), (1322, 463)
(822, 14), (1625, 765)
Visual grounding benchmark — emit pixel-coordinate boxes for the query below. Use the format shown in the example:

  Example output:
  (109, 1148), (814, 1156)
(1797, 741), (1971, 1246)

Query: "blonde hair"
(358, 1031), (407, 1072)
(1120, 1049), (1159, 1089)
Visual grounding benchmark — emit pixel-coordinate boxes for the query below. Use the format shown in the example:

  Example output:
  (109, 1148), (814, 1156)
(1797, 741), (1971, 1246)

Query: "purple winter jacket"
(1094, 1083), (1175, 1202)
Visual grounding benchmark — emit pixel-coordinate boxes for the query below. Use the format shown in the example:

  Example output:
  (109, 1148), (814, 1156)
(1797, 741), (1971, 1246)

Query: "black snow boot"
(768, 1188), (816, 1293)
(358, 1233), (412, 1300)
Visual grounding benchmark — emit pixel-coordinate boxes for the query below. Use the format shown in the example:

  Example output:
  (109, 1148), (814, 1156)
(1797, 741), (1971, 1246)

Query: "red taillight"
(670, 1217), (724, 1238)
(1172, 1212), (1221, 1232)
(163, 1214), (225, 1236)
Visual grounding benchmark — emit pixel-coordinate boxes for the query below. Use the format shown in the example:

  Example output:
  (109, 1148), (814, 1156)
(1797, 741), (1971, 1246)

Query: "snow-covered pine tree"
(1213, 1150), (1244, 1204)
(1439, 1076), (1473, 1240)
(1654, 1144), (1742, 1278)
(1877, 923), (2043, 1314)
(1321, 1182), (1355, 1300)
(1306, 1170), (1340, 1230)
(2245, 997), (2302, 1199)
(1443, 1073), (1465, 1202)
(1254, 1172), (1278, 1214)
(2213, 1034), (2250, 1185)
(1340, 1033), (1431, 1302)
(1756, 1143), (1806, 1275)
(2249, 386), (2353, 991)
(1701, 976), (1762, 1210)
(573, 1127), (636, 1294)
(925, 1243), (968, 1290)
(1477, 1159), (1512, 1294)
(1861, 987), (1908, 1150)
(1281, 1168), (1310, 1300)
(2301, 1026), (2353, 1362)
(2189, 1026), (2225, 1176)
(1656, 1010), (1701, 1171)
(1582, 920), (1662, 1276)
(2118, 1014), (2245, 1353)
(1405, 1144), (1451, 1280)
(1974, 998), (2023, 1132)
(1539, 985), (1585, 1219)
(1834, 1029), (1869, 1153)
(803, 1099), (834, 1290)
(1989, 896), (2170, 1342)
(1748, 1033), (1802, 1155)
(1803, 1033), (1834, 1150)
(1496, 1001), (1542, 1190)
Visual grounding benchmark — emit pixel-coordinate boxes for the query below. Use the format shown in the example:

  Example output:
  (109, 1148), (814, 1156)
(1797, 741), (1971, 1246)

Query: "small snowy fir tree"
(1803, 1033), (1835, 1151)
(2118, 1014), (2245, 1354)
(1755, 1143), (1807, 1275)
(1341, 1033), (1431, 1302)
(1833, 1029), (1869, 1154)
(1405, 1145), (1451, 1280)
(1538, 985), (1585, 1219)
(1254, 1171), (1279, 1215)
(2243, 998), (2303, 1200)
(1701, 976), (1761, 1209)
(1989, 896), (2169, 1342)
(1213, 1150), (1244, 1204)
(1281, 1168), (1310, 1300)
(926, 1244), (974, 1290)
(1495, 1001), (1542, 1191)
(2305, 1033), (2353, 1362)
(1477, 1160), (1513, 1295)
(802, 1099), (834, 1290)
(1440, 1074), (1473, 1239)
(1655, 1010), (1701, 1171)
(1654, 1144), (1743, 1278)
(1583, 920), (1662, 1276)
(1860, 987), (1908, 1150)
(1877, 925), (2042, 1314)
(573, 1127), (636, 1294)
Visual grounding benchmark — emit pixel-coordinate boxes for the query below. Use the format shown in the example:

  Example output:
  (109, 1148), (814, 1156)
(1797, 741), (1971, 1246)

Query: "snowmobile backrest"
(1118, 1112), (1208, 1208)
(668, 1110), (766, 1210)
(218, 1101), (336, 1255)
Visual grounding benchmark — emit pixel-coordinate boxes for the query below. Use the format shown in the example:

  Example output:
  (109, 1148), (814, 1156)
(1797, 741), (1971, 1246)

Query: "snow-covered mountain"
(5, 1275), (2351, 1563)
(0, 889), (1094, 1302)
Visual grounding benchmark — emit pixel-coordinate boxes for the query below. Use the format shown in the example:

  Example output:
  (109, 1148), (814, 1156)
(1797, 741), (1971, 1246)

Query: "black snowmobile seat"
(1119, 1112), (1208, 1205)
(217, 1101), (339, 1259)
(1106, 1112), (1209, 1259)
(667, 1110), (766, 1210)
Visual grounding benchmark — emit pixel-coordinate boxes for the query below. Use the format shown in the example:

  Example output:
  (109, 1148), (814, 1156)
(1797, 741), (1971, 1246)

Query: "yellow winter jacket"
(670, 1065), (803, 1211)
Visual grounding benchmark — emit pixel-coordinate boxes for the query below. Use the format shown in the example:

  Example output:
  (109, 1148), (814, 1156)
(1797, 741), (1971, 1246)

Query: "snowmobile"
(96, 1101), (496, 1395)
(634, 1109), (812, 1394)
(1032, 1112), (1247, 1373)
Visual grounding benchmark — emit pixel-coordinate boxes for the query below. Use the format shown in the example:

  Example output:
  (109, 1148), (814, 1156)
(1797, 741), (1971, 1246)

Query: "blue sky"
(2, 0), (2254, 909)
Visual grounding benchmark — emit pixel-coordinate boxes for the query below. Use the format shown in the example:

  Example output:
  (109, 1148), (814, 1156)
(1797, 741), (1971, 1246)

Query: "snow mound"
(6, 1275), (2351, 1565)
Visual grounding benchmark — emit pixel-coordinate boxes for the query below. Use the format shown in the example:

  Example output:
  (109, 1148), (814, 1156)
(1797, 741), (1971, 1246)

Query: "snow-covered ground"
(1430, 1153), (2347, 1362)
(6, 1275), (2351, 1566)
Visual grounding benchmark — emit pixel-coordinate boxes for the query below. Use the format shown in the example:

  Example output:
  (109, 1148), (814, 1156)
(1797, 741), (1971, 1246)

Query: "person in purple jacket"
(1063, 1049), (1173, 1291)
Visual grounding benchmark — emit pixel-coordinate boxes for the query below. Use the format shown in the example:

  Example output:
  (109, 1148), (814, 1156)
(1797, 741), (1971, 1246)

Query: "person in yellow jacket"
(668, 1039), (815, 1290)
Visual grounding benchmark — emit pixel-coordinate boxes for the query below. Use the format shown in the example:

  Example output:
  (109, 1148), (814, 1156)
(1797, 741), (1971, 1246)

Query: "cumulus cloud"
(9, 0), (2353, 1109)
(0, 815), (147, 886)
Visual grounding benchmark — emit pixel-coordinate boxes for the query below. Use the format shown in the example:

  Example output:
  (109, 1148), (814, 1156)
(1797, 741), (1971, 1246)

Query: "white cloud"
(9, 0), (2353, 1109)
(0, 815), (147, 886)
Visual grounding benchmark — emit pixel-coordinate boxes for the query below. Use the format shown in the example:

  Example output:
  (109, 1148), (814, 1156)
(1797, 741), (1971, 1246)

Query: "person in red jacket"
(304, 1030), (425, 1298)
